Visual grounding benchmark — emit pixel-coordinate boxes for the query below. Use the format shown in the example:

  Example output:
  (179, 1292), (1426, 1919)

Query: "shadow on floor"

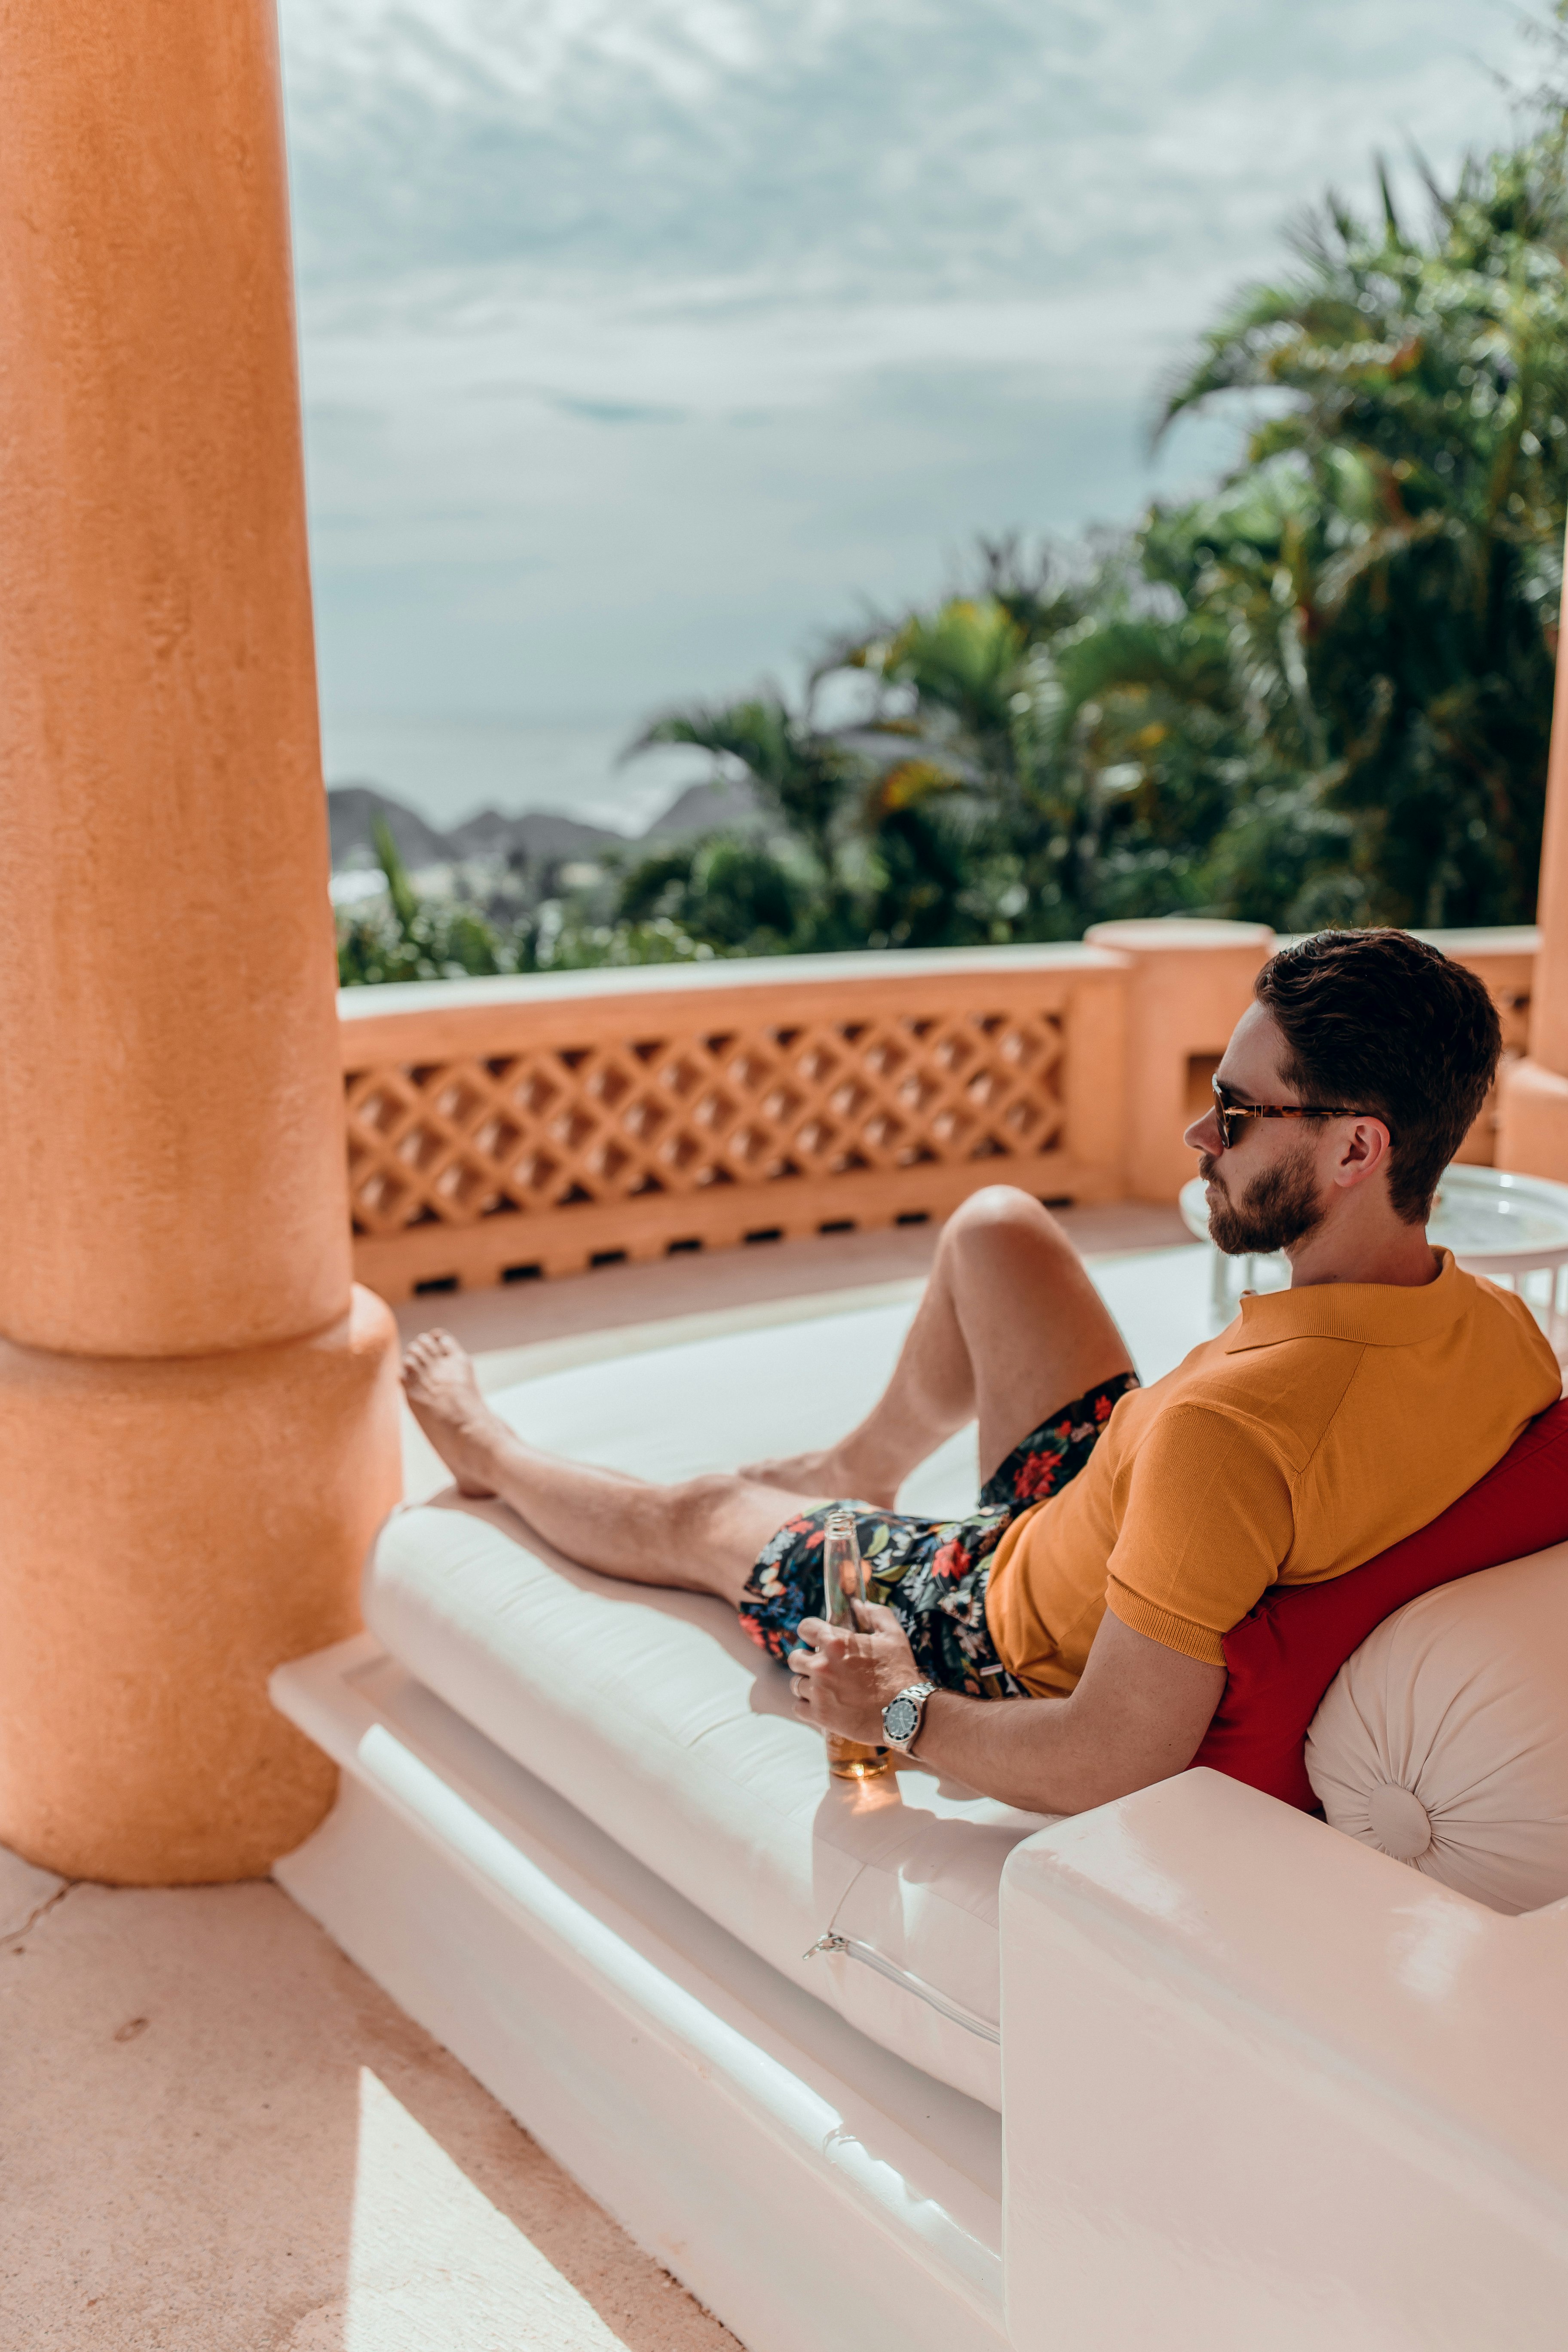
(0, 1856), (738, 2352)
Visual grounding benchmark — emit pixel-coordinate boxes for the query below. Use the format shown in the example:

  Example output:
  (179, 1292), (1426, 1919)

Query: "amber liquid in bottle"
(821, 1511), (893, 1781)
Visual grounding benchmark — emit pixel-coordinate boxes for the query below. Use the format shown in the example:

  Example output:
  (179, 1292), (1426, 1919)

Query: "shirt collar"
(1221, 1247), (1464, 1353)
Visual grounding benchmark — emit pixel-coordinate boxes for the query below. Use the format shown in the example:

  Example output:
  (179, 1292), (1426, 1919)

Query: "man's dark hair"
(1253, 928), (1501, 1225)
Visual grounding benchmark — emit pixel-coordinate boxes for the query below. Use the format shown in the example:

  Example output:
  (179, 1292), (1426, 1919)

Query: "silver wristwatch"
(882, 1681), (937, 1755)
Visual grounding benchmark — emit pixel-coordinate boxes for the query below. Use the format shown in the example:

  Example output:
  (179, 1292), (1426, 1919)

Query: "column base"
(0, 1285), (401, 1883)
(1495, 1057), (1568, 1186)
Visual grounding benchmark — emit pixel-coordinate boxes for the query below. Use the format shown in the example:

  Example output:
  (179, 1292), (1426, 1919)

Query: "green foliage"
(616, 832), (815, 954)
(337, 820), (517, 983)
(1148, 120), (1568, 925)
(336, 819), (723, 983)
(631, 699), (863, 895)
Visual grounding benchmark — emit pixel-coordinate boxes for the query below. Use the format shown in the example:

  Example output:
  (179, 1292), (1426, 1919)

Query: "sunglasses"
(1210, 1078), (1393, 1152)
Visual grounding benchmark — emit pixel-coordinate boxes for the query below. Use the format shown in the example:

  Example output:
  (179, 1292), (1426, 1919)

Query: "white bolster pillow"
(1305, 1541), (1568, 1916)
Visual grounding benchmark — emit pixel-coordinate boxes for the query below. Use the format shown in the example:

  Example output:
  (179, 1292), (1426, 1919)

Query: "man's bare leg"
(741, 1186), (1134, 1505)
(402, 1332), (824, 1608)
(402, 1187), (1130, 1607)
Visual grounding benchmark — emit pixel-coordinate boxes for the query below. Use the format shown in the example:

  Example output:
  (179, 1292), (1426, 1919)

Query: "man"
(403, 928), (1561, 1815)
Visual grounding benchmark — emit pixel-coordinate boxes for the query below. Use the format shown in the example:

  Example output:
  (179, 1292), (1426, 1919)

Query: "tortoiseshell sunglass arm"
(1210, 1081), (1393, 1150)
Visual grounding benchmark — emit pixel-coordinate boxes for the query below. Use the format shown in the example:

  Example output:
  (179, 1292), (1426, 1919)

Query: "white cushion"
(1306, 1543), (1568, 1914)
(365, 1305), (1055, 2110)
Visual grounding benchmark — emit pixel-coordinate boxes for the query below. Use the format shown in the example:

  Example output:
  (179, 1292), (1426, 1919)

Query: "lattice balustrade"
(340, 953), (1129, 1299)
(349, 1007), (1066, 1234)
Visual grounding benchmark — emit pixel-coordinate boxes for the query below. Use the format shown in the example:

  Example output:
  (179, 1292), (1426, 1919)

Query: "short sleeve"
(1102, 1402), (1295, 1666)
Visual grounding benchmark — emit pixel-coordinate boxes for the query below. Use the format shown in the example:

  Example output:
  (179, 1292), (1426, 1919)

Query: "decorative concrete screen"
(340, 947), (1131, 1301)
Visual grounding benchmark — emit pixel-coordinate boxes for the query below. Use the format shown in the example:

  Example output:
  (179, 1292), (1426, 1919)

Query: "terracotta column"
(1497, 540), (1568, 1179)
(0, 0), (402, 1880)
(1083, 920), (1276, 1200)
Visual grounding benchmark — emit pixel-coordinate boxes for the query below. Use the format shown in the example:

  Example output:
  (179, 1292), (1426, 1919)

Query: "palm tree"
(622, 694), (871, 949)
(623, 675), (1027, 950)
(822, 543), (1265, 934)
(1153, 136), (1568, 925)
(821, 549), (1100, 936)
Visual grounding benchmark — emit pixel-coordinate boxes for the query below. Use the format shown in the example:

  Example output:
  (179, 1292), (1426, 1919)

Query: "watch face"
(884, 1695), (919, 1743)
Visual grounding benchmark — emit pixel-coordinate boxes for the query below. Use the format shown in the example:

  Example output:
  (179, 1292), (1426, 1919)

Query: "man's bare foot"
(401, 1331), (504, 1498)
(736, 1446), (898, 1511)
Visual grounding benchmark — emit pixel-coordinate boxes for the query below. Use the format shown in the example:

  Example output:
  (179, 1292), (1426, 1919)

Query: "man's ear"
(1332, 1115), (1393, 1191)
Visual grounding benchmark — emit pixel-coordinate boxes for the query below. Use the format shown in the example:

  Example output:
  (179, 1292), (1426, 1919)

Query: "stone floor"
(0, 1846), (744, 2352)
(0, 1207), (1191, 2352)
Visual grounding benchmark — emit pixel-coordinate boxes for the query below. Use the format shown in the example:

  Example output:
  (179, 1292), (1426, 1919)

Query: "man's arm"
(789, 1605), (1225, 1815)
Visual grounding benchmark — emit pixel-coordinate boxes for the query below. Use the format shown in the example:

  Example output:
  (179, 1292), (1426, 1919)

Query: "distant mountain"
(443, 805), (624, 862)
(327, 776), (763, 872)
(639, 775), (763, 840)
(328, 784), (451, 870)
(327, 784), (622, 872)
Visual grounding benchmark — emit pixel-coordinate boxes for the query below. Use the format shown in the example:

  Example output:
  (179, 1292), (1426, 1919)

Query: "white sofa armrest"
(999, 1768), (1568, 2352)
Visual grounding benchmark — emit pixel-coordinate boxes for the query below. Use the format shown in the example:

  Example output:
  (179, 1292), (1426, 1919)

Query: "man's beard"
(1200, 1141), (1326, 1256)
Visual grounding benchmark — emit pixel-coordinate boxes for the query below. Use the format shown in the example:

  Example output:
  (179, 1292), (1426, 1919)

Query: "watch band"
(882, 1680), (937, 1755)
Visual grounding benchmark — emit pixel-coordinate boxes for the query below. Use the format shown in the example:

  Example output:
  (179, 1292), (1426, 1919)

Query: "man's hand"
(786, 1605), (1226, 1812)
(787, 1602), (919, 1744)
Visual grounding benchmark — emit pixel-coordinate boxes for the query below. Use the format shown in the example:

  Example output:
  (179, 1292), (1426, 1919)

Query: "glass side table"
(1178, 1164), (1568, 1347)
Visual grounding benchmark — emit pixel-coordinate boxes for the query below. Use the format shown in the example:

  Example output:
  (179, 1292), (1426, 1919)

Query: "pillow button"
(1368, 1782), (1434, 1861)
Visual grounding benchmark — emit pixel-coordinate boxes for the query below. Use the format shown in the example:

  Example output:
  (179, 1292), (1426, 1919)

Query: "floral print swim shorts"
(738, 1369), (1140, 1698)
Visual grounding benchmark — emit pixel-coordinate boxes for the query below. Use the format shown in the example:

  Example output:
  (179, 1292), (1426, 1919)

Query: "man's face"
(1182, 1002), (1328, 1258)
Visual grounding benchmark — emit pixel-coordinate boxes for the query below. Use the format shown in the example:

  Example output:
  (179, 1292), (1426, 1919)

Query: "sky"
(278, 0), (1533, 833)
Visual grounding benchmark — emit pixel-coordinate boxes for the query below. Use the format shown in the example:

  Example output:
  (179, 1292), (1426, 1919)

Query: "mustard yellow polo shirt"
(985, 1252), (1562, 1690)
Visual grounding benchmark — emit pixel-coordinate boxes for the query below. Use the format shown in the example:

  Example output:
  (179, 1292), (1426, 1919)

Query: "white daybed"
(272, 1277), (1568, 2352)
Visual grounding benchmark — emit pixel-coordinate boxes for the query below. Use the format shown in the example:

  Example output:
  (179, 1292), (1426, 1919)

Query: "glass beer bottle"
(821, 1511), (893, 1781)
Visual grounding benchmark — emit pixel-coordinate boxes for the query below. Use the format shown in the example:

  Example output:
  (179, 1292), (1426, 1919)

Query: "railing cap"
(1403, 925), (1541, 959)
(337, 939), (1132, 1025)
(1084, 917), (1274, 954)
(1269, 925), (1541, 959)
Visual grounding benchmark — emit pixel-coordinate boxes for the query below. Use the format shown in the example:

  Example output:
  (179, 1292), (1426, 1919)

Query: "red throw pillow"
(1190, 1397), (1568, 1812)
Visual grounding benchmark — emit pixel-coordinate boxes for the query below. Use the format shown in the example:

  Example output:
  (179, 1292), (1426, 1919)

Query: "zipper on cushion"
(802, 1933), (1001, 2046)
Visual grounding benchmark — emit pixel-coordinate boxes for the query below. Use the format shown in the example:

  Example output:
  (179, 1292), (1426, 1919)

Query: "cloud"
(545, 393), (687, 424)
(282, 0), (1528, 300)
